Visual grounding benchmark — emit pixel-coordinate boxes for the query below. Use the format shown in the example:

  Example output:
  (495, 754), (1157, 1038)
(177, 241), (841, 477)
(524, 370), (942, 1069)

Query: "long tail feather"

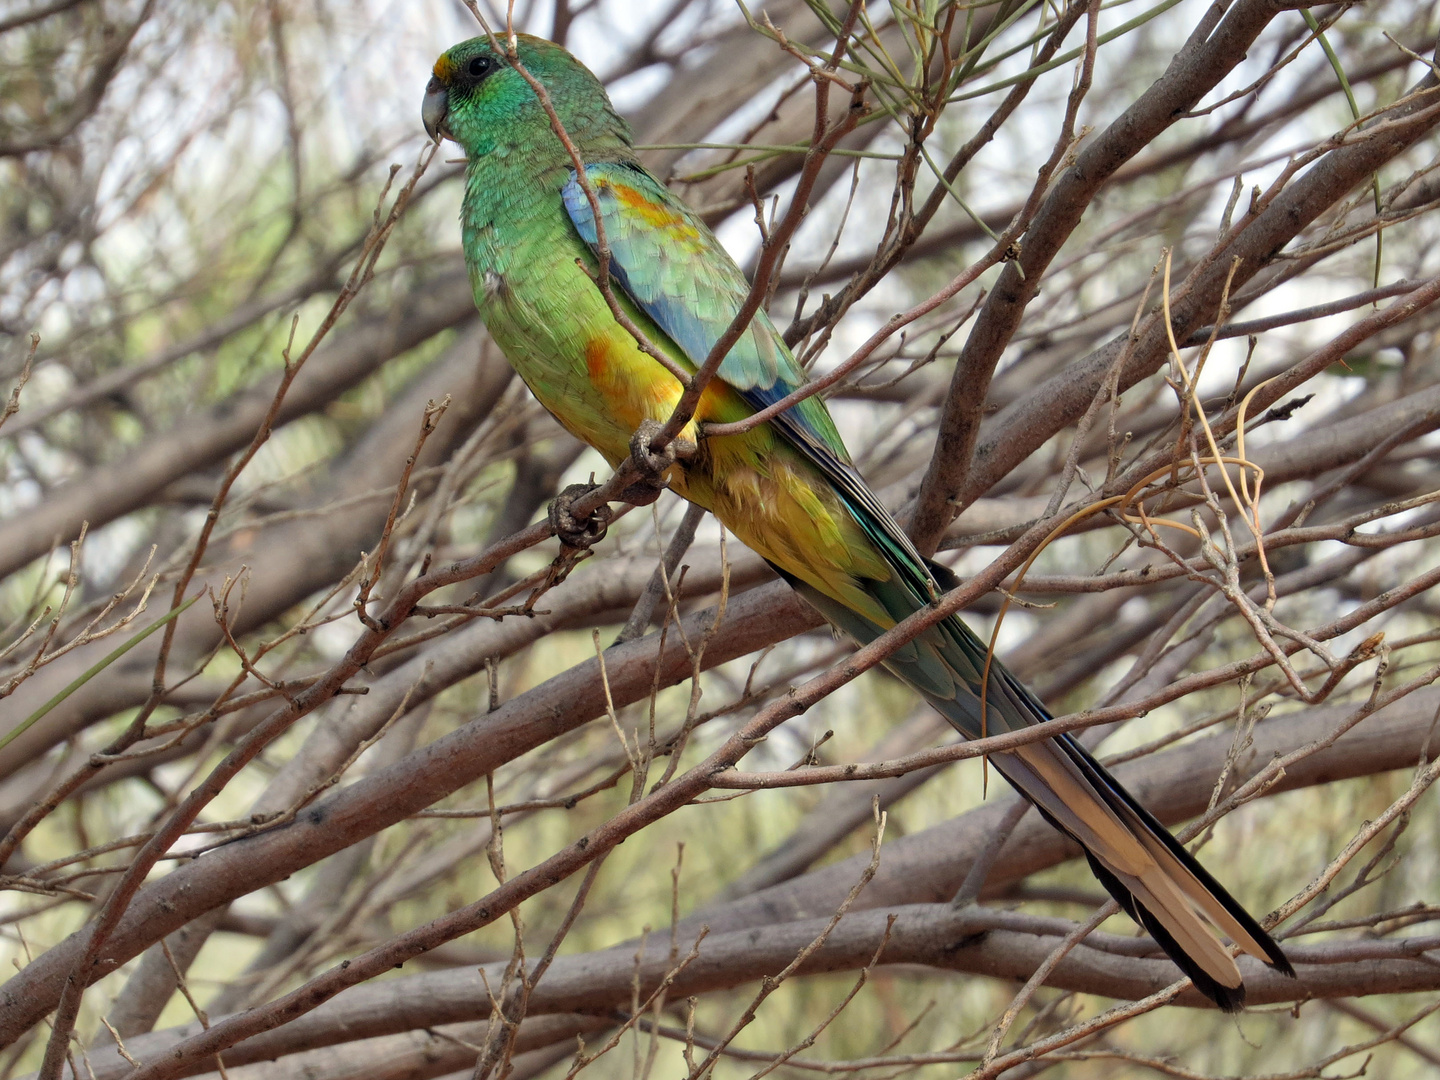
(775, 559), (1293, 1010)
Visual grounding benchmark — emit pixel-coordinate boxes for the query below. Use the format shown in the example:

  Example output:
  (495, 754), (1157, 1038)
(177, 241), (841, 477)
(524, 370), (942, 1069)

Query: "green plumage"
(425, 33), (1291, 1009)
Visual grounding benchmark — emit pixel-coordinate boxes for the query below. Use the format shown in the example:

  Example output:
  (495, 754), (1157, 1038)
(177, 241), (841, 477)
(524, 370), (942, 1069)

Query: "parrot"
(422, 33), (1294, 1010)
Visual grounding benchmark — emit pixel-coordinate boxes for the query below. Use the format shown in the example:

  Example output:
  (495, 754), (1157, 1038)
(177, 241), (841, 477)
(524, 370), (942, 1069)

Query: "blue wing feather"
(561, 162), (843, 454)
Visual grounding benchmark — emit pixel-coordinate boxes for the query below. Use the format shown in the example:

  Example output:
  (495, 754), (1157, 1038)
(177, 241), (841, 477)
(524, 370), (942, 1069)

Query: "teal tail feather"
(764, 484), (1295, 1010)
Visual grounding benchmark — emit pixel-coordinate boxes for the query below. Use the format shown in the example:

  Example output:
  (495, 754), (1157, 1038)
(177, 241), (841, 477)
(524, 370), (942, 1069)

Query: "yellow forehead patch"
(433, 53), (455, 82)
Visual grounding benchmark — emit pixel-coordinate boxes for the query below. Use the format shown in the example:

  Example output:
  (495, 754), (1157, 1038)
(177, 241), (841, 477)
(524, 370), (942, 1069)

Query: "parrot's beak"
(422, 76), (450, 142)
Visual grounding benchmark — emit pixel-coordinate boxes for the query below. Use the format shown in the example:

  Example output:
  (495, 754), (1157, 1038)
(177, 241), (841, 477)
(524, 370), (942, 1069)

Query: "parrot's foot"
(548, 483), (613, 550)
(621, 420), (695, 505)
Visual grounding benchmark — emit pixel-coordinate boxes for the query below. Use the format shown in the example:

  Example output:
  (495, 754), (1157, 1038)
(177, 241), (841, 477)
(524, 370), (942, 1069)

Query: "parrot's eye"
(467, 56), (494, 78)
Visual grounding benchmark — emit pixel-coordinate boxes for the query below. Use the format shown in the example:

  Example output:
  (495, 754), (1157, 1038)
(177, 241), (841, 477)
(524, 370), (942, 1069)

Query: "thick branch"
(909, 0), (1338, 550)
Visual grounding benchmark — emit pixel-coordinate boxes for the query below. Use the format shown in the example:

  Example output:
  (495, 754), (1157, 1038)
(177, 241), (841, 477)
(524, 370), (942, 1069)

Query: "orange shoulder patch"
(611, 181), (691, 233)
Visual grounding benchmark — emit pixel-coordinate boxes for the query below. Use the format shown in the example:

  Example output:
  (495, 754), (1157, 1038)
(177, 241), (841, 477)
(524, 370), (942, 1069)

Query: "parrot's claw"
(628, 419), (676, 479)
(622, 420), (696, 505)
(548, 483), (613, 550)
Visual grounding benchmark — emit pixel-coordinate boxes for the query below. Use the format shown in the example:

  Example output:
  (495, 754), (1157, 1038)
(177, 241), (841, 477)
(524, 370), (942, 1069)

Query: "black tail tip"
(1204, 950), (1296, 1012)
(1200, 975), (1248, 1014)
(1162, 938), (1297, 1012)
(1266, 948), (1298, 980)
(1129, 902), (1253, 1012)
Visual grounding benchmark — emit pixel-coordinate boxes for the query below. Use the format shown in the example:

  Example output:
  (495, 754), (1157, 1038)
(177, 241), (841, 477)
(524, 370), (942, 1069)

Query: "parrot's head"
(423, 34), (629, 158)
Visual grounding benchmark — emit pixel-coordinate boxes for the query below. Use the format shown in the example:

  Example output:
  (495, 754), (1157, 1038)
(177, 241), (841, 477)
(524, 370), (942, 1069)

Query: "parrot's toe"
(627, 420), (695, 479)
(622, 419), (694, 505)
(548, 482), (613, 550)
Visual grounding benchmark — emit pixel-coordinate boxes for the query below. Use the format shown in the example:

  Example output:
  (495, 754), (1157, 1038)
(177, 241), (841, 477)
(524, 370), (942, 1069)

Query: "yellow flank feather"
(671, 429), (894, 627)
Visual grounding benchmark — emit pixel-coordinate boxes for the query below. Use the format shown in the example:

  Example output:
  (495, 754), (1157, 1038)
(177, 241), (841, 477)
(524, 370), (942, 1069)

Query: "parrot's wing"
(561, 161), (930, 577)
(561, 162), (845, 452)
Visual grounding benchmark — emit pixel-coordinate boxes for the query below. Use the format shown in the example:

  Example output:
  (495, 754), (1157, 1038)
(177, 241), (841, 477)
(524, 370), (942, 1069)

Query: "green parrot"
(422, 34), (1293, 1009)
